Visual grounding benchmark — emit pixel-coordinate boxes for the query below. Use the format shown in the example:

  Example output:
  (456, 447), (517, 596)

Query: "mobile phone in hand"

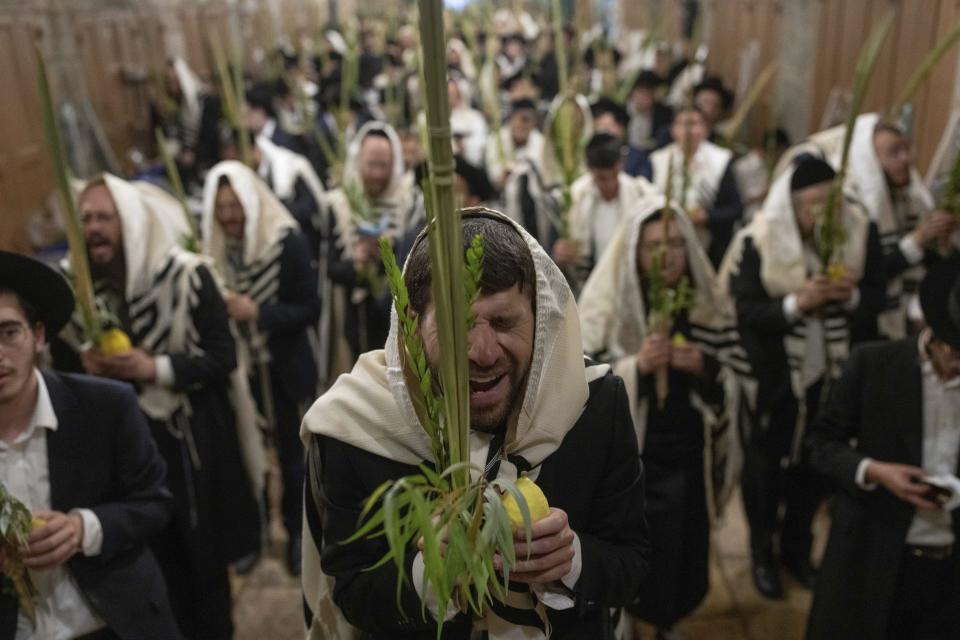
(918, 479), (953, 504)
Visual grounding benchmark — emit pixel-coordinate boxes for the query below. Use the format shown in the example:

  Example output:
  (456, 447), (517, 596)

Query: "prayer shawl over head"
(201, 160), (298, 364)
(327, 120), (418, 250)
(718, 165), (870, 459)
(846, 112), (934, 339)
(579, 196), (742, 519)
(300, 209), (609, 640)
(503, 95), (594, 246)
(256, 135), (326, 208)
(485, 128), (546, 187)
(254, 134), (332, 384)
(61, 173), (266, 494)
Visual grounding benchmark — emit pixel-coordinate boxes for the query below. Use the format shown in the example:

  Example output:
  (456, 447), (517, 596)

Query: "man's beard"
(425, 361), (528, 433)
(88, 241), (126, 284)
(469, 368), (527, 433)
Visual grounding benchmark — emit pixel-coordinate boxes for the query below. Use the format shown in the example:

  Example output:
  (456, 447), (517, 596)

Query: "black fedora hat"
(920, 256), (960, 351)
(0, 250), (74, 336)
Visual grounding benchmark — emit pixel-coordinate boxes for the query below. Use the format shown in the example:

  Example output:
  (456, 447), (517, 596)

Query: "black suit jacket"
(806, 339), (960, 639)
(729, 226), (886, 420)
(258, 231), (321, 401)
(0, 371), (181, 640)
(306, 371), (650, 639)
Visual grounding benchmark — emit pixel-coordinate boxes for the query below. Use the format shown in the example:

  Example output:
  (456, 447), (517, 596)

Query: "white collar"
(919, 331), (960, 389)
(4, 369), (58, 448)
(261, 118), (277, 141)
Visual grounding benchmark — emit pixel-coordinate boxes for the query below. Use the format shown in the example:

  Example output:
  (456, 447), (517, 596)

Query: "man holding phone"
(806, 257), (960, 639)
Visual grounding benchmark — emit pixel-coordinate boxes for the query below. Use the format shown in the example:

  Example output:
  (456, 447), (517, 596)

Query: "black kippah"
(790, 155), (836, 191)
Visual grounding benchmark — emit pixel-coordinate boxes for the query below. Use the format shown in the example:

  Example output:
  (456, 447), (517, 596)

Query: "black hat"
(790, 154), (836, 191)
(920, 257), (960, 351)
(0, 251), (74, 336)
(245, 84), (277, 118)
(693, 75), (734, 110)
(632, 70), (664, 91)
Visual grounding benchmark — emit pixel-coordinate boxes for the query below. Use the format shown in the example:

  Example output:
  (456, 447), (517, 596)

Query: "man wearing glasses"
(0, 251), (180, 639)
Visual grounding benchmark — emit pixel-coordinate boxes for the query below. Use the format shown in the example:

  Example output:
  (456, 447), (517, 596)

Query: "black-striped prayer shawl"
(201, 160), (300, 367)
(719, 167), (870, 462)
(300, 209), (610, 640)
(846, 113), (935, 339)
(579, 197), (743, 522)
(503, 94), (594, 251)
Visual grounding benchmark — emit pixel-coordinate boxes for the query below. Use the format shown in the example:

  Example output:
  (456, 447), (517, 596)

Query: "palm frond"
(889, 23), (960, 121)
(36, 48), (101, 342)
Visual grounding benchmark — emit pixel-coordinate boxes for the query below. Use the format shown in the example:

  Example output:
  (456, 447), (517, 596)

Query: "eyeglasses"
(0, 321), (28, 349)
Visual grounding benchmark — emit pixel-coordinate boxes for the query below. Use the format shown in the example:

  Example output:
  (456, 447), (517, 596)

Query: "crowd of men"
(2, 8), (959, 640)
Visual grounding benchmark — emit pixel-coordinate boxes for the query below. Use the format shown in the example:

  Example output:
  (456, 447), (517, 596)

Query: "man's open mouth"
(469, 374), (505, 393)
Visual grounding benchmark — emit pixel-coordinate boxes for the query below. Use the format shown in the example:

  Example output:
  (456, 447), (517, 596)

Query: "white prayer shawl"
(718, 167), (870, 459)
(651, 141), (732, 212)
(327, 121), (418, 252)
(255, 135), (332, 386)
(447, 38), (477, 81)
(651, 141), (733, 250)
(173, 58), (205, 149)
(539, 94), (595, 189)
(846, 112), (935, 339)
(451, 105), (489, 167)
(771, 123), (847, 181)
(502, 95), (595, 246)
(201, 161), (298, 361)
(300, 209), (610, 640)
(568, 172), (660, 267)
(733, 149), (771, 225)
(485, 128), (546, 187)
(665, 61), (704, 109)
(579, 197), (742, 520)
(63, 174), (266, 494)
(256, 135), (326, 206)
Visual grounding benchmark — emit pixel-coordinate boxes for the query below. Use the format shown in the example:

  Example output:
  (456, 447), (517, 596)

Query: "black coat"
(306, 371), (650, 639)
(704, 163), (744, 269)
(729, 227), (886, 420)
(0, 372), (182, 640)
(258, 231), (321, 402)
(806, 339), (960, 639)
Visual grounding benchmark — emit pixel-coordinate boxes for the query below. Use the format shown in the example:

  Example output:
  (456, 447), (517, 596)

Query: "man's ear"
(33, 323), (47, 352)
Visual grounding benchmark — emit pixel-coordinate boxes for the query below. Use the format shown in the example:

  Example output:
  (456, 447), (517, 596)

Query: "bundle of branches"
(36, 49), (131, 357)
(0, 484), (42, 624)
(816, 11), (894, 279)
(315, 26), (361, 187)
(209, 31), (253, 167)
(648, 164), (693, 409)
(551, 98), (586, 240)
(939, 146), (960, 217)
(346, 1), (547, 633)
(887, 24), (960, 126)
(155, 128), (201, 253)
(549, 0), (584, 242)
(716, 60), (778, 151)
(343, 180), (386, 296)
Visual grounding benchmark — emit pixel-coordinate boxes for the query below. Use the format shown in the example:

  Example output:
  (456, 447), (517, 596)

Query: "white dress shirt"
(590, 198), (621, 266)
(855, 336), (960, 546)
(0, 370), (105, 639)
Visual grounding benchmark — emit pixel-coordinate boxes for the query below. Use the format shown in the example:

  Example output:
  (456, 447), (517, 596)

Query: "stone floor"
(232, 485), (828, 640)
